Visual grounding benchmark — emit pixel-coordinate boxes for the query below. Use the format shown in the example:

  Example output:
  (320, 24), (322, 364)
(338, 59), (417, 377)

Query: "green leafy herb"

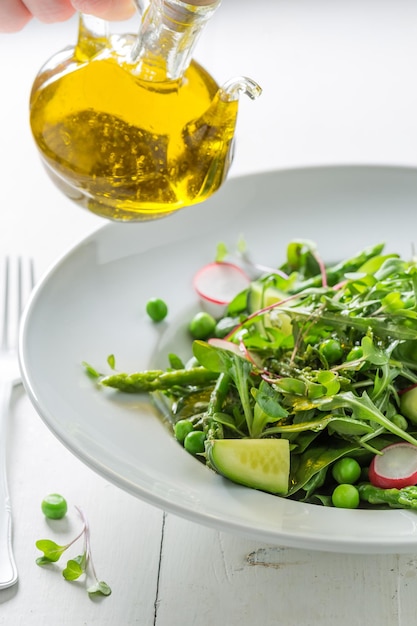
(81, 361), (101, 379)
(107, 354), (116, 370)
(36, 540), (68, 564)
(168, 353), (185, 369)
(63, 556), (85, 581)
(86, 240), (417, 509)
(215, 241), (228, 262)
(36, 504), (111, 598)
(87, 580), (112, 596)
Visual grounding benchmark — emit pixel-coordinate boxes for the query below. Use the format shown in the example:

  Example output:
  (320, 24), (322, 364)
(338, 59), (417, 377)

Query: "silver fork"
(0, 257), (35, 589)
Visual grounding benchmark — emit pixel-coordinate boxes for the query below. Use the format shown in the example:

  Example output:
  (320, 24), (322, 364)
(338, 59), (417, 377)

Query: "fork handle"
(0, 380), (18, 589)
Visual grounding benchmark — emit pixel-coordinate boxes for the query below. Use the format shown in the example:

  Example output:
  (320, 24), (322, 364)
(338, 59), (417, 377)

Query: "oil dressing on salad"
(85, 239), (417, 510)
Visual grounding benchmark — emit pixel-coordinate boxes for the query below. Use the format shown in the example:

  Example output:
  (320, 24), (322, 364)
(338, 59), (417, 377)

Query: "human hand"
(0, 0), (136, 33)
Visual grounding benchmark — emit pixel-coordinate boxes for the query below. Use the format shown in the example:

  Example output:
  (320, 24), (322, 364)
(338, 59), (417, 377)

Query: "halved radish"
(193, 262), (251, 317)
(208, 337), (265, 370)
(368, 442), (417, 489)
(208, 337), (246, 358)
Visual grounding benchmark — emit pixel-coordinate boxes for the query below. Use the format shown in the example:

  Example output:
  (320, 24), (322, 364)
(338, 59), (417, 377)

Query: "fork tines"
(1, 257), (35, 351)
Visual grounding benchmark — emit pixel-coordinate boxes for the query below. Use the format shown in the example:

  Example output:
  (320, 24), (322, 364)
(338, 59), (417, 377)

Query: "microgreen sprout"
(215, 241), (228, 262)
(36, 504), (111, 597)
(81, 361), (101, 379)
(107, 353), (116, 370)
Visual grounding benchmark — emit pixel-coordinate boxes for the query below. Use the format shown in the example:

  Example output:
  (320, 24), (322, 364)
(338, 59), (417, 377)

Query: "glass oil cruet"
(29, 0), (262, 222)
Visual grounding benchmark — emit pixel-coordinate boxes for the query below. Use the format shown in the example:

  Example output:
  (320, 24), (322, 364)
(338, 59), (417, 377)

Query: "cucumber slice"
(247, 282), (292, 336)
(207, 438), (290, 495)
(247, 282), (286, 313)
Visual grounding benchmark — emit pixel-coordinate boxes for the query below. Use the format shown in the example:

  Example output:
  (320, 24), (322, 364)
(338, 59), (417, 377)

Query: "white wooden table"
(2, 1), (417, 623)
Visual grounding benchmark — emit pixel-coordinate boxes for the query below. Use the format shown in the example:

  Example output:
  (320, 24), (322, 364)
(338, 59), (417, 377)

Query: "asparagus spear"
(204, 372), (231, 440)
(358, 482), (417, 510)
(100, 366), (218, 393)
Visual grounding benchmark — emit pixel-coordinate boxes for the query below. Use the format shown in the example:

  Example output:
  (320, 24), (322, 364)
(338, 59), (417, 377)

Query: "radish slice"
(208, 338), (245, 358)
(193, 262), (251, 317)
(369, 442), (417, 489)
(208, 337), (265, 369)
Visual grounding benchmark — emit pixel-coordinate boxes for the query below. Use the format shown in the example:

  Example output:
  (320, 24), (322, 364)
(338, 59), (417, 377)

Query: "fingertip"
(24, 0), (76, 25)
(38, 7), (75, 24)
(105, 0), (137, 21)
(71, 0), (136, 22)
(0, 0), (32, 33)
(2, 15), (31, 32)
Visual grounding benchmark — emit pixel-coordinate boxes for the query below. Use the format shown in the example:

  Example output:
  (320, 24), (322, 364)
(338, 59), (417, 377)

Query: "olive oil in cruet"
(29, 0), (261, 221)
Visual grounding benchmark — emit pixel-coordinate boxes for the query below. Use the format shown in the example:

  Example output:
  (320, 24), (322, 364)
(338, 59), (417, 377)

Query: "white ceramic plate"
(20, 166), (417, 554)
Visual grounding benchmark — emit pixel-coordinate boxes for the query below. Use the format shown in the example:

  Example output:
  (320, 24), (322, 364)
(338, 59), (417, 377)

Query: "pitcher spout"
(219, 76), (263, 102)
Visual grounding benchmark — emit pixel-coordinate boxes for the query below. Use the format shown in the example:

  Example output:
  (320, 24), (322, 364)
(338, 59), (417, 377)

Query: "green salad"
(87, 239), (417, 510)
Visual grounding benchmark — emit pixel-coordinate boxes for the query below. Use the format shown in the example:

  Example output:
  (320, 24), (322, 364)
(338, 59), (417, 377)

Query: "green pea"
(184, 430), (206, 455)
(332, 457), (361, 485)
(146, 298), (168, 322)
(391, 413), (408, 431)
(41, 493), (68, 519)
(319, 339), (343, 364)
(400, 386), (417, 424)
(331, 484), (360, 509)
(174, 419), (194, 444)
(189, 312), (216, 339)
(346, 346), (363, 362)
